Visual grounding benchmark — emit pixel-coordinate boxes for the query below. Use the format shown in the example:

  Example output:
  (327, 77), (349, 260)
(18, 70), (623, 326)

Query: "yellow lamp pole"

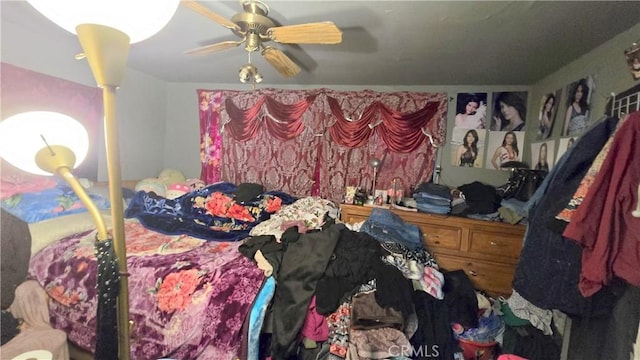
(76, 23), (131, 360)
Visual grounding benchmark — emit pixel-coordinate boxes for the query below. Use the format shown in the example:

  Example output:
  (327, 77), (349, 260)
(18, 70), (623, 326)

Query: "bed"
(1, 177), (316, 359)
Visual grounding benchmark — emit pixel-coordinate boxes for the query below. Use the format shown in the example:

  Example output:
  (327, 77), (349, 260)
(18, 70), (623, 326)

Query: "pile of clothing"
(412, 183), (452, 215)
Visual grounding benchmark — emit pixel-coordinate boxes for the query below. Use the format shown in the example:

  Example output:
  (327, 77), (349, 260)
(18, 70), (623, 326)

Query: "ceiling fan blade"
(185, 40), (243, 56)
(267, 22), (343, 44)
(181, 0), (241, 32)
(262, 47), (301, 78)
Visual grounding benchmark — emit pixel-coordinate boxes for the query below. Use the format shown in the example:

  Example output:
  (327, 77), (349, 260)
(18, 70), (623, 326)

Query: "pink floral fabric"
(29, 219), (264, 359)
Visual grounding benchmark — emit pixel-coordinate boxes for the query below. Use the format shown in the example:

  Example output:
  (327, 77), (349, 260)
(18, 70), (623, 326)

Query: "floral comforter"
(29, 219), (264, 360)
(124, 182), (296, 241)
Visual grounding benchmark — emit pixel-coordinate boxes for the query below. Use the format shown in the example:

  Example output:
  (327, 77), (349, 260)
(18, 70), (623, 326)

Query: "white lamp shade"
(26, 0), (180, 43)
(0, 112), (89, 176)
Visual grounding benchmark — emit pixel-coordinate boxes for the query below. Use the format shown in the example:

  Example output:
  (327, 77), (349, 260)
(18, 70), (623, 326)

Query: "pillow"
(158, 168), (186, 186)
(0, 184), (111, 224)
(135, 178), (166, 197)
(28, 211), (113, 256)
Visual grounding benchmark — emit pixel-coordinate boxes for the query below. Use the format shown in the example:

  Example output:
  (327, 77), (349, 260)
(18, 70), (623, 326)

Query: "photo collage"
(451, 75), (594, 172)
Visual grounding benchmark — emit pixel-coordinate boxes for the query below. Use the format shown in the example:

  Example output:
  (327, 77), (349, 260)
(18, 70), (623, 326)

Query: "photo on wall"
(556, 136), (577, 163)
(536, 89), (562, 140)
(530, 140), (555, 172)
(486, 130), (525, 170)
(489, 91), (528, 131)
(450, 127), (487, 168)
(454, 92), (488, 129)
(561, 76), (594, 137)
(624, 40), (640, 80)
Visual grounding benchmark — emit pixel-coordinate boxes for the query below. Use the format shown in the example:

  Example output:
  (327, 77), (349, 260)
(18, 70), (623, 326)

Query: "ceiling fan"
(182, 0), (343, 82)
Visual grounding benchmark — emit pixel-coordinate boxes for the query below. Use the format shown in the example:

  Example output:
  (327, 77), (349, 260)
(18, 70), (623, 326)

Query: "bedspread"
(29, 219), (264, 360)
(125, 182), (296, 241)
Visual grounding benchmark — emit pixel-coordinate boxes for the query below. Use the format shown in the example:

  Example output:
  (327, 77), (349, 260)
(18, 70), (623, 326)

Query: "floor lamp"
(24, 2), (179, 359)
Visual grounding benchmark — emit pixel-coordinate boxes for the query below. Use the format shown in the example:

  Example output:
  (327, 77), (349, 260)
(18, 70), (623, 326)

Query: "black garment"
(457, 181), (501, 215)
(501, 324), (561, 360)
(94, 239), (120, 360)
(235, 183), (266, 203)
(1, 209), (31, 309)
(512, 116), (620, 315)
(567, 285), (640, 360)
(442, 270), (479, 329)
(410, 291), (458, 360)
(269, 224), (342, 360)
(315, 229), (384, 315)
(1, 310), (20, 345)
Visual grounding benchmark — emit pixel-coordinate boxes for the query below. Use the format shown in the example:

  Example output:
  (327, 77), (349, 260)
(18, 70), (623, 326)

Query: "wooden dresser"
(339, 204), (526, 297)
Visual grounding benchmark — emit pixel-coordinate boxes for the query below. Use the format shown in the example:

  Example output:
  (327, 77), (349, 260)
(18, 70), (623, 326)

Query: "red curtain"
(198, 88), (447, 203)
(321, 89), (447, 203)
(218, 89), (326, 198)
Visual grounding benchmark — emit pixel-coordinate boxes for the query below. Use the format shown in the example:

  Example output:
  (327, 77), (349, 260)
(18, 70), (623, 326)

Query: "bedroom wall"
(522, 22), (640, 165)
(3, 12), (637, 191)
(1, 15), (167, 182)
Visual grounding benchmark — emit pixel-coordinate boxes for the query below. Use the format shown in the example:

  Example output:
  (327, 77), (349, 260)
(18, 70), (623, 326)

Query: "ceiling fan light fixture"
(185, 0), (343, 80)
(238, 63), (262, 84)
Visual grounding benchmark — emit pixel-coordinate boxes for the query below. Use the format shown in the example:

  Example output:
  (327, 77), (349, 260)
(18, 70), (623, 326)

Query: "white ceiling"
(3, 1), (640, 86)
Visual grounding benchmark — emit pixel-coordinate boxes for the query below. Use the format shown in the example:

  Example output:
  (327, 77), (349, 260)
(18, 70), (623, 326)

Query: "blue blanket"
(125, 182), (296, 241)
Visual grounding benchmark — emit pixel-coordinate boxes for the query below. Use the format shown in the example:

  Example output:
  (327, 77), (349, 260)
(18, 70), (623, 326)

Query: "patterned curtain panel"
(1, 63), (102, 180)
(197, 90), (224, 183)
(321, 90), (447, 203)
(198, 88), (447, 203)
(219, 88), (326, 198)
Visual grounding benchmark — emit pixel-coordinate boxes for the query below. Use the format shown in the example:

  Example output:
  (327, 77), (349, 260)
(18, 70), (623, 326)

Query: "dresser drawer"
(419, 224), (462, 251)
(468, 230), (523, 261)
(434, 254), (516, 296)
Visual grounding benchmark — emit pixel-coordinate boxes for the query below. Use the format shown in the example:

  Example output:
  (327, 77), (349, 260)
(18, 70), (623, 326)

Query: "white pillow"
(28, 211), (113, 257)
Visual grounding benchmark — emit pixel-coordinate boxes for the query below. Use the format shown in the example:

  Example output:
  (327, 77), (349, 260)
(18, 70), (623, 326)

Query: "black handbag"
(503, 168), (547, 201)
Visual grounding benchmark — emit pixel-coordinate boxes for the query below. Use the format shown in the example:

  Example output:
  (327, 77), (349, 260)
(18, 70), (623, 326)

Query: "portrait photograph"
(450, 127), (487, 168)
(624, 40), (640, 80)
(486, 130), (525, 170)
(454, 92), (488, 129)
(530, 140), (555, 172)
(561, 76), (594, 137)
(536, 89), (562, 140)
(489, 91), (528, 132)
(556, 136), (577, 163)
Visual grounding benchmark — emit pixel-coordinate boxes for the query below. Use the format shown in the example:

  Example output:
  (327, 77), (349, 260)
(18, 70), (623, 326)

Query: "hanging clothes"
(512, 116), (620, 315)
(563, 111), (640, 296)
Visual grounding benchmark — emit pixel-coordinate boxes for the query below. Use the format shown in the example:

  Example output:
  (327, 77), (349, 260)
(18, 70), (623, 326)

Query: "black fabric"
(512, 116), (620, 315)
(94, 239), (120, 360)
(567, 285), (640, 360)
(501, 324), (561, 360)
(1, 310), (20, 345)
(1, 209), (31, 309)
(457, 181), (501, 215)
(235, 182), (266, 203)
(315, 229), (384, 315)
(442, 270), (479, 329)
(503, 169), (547, 201)
(410, 291), (458, 360)
(269, 224), (342, 360)
(373, 261), (415, 322)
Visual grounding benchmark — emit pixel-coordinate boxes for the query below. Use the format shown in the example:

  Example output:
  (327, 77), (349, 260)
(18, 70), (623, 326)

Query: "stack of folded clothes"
(412, 182), (452, 215)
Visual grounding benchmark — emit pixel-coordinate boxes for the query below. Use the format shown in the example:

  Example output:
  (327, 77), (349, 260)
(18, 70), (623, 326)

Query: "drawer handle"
(468, 270), (478, 277)
(489, 241), (497, 246)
